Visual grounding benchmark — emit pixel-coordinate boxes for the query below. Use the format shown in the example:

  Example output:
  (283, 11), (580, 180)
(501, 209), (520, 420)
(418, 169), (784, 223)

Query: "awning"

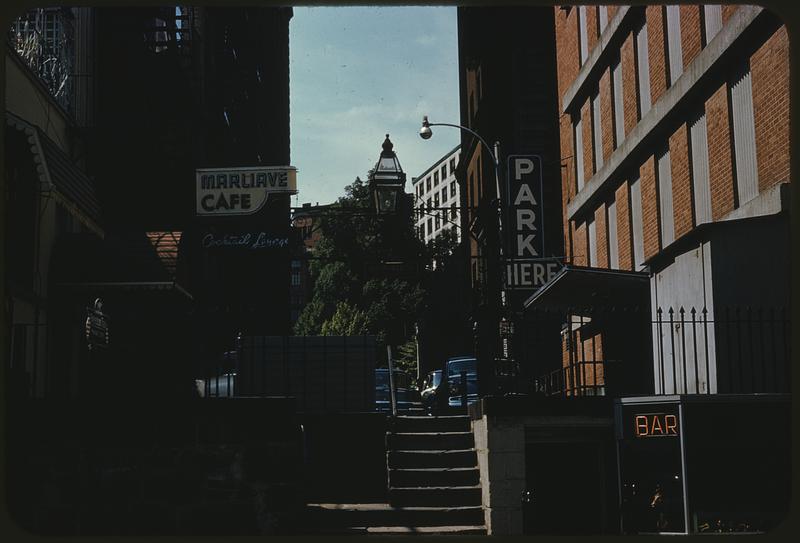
(53, 232), (192, 301)
(6, 112), (103, 236)
(523, 265), (650, 312)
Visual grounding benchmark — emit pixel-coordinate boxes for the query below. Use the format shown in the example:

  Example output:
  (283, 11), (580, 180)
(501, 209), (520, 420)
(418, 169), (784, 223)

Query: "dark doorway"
(524, 441), (606, 534)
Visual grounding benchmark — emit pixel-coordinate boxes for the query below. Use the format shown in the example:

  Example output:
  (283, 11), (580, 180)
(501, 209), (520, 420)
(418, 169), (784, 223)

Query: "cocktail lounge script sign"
(196, 166), (297, 216)
(202, 232), (289, 250)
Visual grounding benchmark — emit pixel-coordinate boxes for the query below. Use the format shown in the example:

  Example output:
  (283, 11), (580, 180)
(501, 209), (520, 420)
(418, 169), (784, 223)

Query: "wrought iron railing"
(533, 305), (790, 397)
(9, 8), (75, 114)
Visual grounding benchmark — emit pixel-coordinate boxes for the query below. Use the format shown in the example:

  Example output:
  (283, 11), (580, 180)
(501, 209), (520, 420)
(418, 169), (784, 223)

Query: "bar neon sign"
(634, 413), (679, 438)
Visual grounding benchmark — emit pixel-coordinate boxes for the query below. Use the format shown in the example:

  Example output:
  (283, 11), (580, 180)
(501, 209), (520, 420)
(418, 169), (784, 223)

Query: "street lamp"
(419, 115), (515, 392)
(368, 134), (407, 214)
(419, 116), (507, 306)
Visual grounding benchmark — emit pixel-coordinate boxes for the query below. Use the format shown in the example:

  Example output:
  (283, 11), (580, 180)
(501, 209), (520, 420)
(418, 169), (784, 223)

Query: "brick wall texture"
(680, 6), (703, 69)
(586, 6), (599, 53)
(639, 156), (660, 260)
(573, 220), (588, 266)
(706, 83), (736, 220)
(554, 5), (788, 270)
(595, 203), (609, 268)
(646, 6), (668, 106)
(614, 182), (633, 271)
(620, 32), (638, 138)
(599, 67), (614, 159)
(555, 8), (580, 112)
(751, 25), (790, 192)
(581, 98), (594, 181)
(669, 123), (694, 238)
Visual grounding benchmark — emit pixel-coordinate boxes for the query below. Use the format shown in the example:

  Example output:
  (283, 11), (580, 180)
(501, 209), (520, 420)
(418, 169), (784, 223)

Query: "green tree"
(294, 176), (428, 379)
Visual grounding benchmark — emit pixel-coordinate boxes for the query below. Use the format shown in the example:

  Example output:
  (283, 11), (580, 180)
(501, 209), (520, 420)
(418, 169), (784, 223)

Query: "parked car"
(446, 356), (478, 409)
(420, 369), (443, 415)
(195, 372), (236, 398)
(375, 369), (421, 412)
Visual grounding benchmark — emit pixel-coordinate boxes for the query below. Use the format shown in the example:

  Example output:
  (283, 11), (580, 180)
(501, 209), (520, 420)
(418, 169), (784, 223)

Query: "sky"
(289, 6), (460, 207)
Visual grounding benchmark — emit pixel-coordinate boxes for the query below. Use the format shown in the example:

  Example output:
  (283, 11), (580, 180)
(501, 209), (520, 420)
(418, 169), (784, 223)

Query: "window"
(657, 146), (675, 247)
(450, 181), (457, 199)
(574, 111), (585, 190)
(634, 18), (652, 118)
(441, 189), (447, 203)
(630, 173), (645, 269)
(729, 61), (759, 206)
(434, 194), (439, 208)
(450, 157), (457, 172)
(579, 6), (589, 65)
(426, 177), (431, 192)
(441, 165), (447, 179)
(588, 217), (598, 266)
(291, 273), (301, 286)
(608, 198), (620, 269)
(291, 259), (301, 269)
(591, 88), (604, 171)
(451, 203), (457, 220)
(665, 6), (683, 85)
(689, 111), (712, 225)
(434, 171), (440, 185)
(702, 5), (722, 46)
(611, 52), (625, 147)
(435, 216), (440, 230)
(427, 218), (433, 235)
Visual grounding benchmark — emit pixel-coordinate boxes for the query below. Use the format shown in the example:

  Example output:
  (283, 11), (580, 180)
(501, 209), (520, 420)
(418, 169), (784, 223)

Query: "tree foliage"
(294, 177), (428, 373)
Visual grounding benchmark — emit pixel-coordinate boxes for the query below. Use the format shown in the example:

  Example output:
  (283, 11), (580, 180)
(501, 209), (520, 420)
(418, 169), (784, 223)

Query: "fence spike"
(668, 307), (674, 316)
(690, 307), (697, 316)
(679, 306), (685, 317)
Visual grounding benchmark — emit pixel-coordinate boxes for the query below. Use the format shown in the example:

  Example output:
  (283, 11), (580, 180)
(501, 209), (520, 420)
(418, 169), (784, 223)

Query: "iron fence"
(531, 305), (790, 397)
(653, 305), (790, 395)
(197, 336), (378, 413)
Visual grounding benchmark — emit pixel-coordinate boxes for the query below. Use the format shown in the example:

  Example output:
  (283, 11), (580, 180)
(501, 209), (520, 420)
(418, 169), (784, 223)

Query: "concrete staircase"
(304, 415), (486, 535)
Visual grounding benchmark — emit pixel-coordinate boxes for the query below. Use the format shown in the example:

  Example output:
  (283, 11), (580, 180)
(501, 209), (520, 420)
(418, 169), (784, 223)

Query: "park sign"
(505, 155), (562, 291)
(196, 166), (297, 216)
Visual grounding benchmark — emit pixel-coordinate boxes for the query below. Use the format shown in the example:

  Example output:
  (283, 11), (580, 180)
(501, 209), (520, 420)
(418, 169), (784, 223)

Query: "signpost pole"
(387, 344), (397, 417)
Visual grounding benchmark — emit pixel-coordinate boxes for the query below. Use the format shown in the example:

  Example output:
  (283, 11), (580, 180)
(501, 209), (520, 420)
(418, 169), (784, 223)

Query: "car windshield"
(431, 371), (442, 387)
(447, 358), (476, 376)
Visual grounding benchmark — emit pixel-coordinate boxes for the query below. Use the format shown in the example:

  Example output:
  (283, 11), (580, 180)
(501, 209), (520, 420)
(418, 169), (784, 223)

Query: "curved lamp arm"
(422, 118), (499, 167)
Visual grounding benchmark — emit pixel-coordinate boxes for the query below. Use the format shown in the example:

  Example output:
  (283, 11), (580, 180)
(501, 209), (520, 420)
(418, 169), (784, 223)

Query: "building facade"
(538, 4), (790, 396)
(456, 6), (564, 395)
(471, 4), (791, 537)
(412, 145), (461, 245)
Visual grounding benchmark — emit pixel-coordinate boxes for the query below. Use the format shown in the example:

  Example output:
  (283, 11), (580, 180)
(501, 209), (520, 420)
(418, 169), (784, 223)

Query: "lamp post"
(368, 134), (408, 415)
(368, 134), (407, 215)
(419, 115), (515, 394)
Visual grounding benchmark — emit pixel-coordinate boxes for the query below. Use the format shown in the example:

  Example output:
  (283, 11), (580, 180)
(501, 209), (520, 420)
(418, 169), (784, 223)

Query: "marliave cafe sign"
(196, 166), (298, 216)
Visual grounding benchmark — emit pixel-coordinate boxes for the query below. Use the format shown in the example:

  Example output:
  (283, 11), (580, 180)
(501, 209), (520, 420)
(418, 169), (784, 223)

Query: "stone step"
(305, 503), (485, 528)
(388, 449), (477, 470)
(365, 525), (487, 535)
(389, 467), (480, 488)
(391, 415), (471, 434)
(387, 432), (474, 451)
(388, 486), (482, 508)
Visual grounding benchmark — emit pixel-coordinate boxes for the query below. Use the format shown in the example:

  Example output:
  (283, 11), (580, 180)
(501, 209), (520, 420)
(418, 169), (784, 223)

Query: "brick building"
(523, 4), (791, 397)
(502, 4), (792, 536)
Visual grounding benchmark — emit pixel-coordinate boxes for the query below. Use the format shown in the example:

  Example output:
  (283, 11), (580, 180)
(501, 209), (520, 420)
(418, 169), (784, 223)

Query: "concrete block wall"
(473, 416), (525, 535)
